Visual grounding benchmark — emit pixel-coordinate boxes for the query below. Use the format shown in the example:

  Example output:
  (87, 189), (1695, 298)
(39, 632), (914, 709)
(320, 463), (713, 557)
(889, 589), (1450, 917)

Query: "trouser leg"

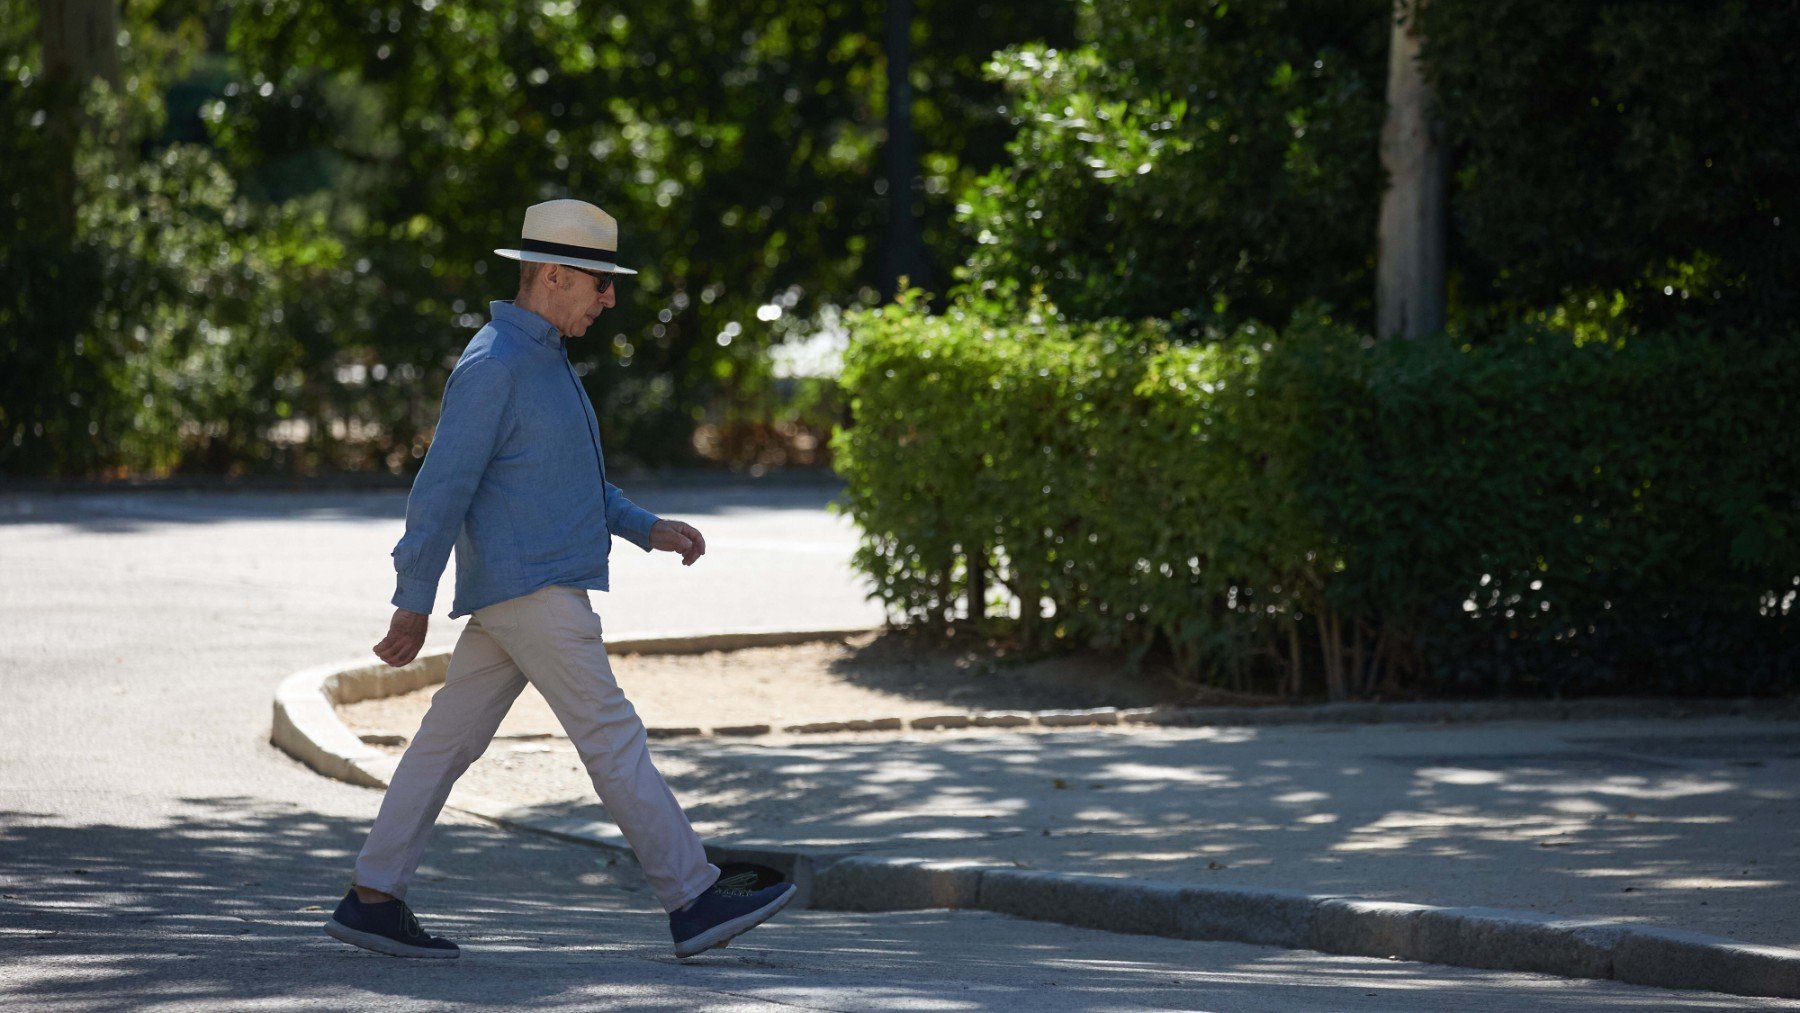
(352, 617), (526, 898)
(479, 586), (719, 912)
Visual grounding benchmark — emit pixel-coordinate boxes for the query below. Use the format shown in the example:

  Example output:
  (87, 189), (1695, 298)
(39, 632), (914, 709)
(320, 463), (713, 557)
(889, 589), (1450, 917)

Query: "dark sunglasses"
(568, 265), (616, 295)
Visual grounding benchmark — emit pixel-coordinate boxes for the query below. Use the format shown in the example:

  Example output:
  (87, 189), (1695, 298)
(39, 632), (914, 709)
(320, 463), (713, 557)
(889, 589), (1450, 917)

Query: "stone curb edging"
(646, 694), (1800, 741)
(271, 635), (1800, 1000)
(284, 639), (1800, 751)
(807, 858), (1800, 1000)
(361, 800), (1800, 1002)
(272, 655), (447, 788)
(269, 627), (879, 785)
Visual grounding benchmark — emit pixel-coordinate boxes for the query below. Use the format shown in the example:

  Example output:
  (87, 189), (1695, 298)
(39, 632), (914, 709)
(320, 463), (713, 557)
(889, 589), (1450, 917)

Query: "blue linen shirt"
(391, 300), (661, 618)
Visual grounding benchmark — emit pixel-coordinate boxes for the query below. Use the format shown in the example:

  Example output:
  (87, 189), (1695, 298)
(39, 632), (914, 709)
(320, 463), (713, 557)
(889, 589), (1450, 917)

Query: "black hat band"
(519, 237), (617, 261)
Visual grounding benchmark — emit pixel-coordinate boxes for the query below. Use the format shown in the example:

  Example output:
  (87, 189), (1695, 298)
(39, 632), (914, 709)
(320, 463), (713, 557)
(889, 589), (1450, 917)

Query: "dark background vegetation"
(836, 0), (1798, 699)
(2, 0), (1073, 476)
(5, 0), (1795, 697)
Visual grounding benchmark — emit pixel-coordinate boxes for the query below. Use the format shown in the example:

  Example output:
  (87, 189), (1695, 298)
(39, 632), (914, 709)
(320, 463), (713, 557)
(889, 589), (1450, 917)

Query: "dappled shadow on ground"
(0, 798), (1760, 1010)
(484, 723), (1800, 947)
(0, 798), (631, 1009)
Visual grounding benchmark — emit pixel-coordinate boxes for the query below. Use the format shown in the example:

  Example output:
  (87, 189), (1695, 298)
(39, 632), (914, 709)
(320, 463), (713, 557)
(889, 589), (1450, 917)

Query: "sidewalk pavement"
(270, 617), (1800, 1000)
(282, 639), (1800, 1000)
(13, 799), (1790, 1012)
(417, 715), (1799, 952)
(21, 486), (1678, 1013)
(35, 485), (1794, 1006)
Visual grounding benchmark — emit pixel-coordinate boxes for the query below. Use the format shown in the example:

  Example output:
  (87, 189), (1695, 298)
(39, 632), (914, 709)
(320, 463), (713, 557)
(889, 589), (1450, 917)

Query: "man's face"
(544, 264), (616, 337)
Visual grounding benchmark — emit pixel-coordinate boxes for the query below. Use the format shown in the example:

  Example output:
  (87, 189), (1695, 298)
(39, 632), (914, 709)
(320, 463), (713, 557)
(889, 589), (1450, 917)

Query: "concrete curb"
(332, 794), (1800, 999)
(447, 694), (1800, 743)
(701, 697), (1796, 739)
(269, 626), (876, 785)
(271, 654), (448, 788)
(272, 636), (1800, 999)
(1125, 697), (1800, 728)
(301, 648), (1800, 748)
(809, 858), (1800, 1000)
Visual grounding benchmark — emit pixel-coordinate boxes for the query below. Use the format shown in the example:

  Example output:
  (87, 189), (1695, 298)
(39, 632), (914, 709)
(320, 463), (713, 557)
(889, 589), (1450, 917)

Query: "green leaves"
(957, 0), (1389, 329)
(835, 294), (1333, 673)
(837, 301), (1800, 696)
(1418, 0), (1800, 331)
(3, 0), (1077, 475)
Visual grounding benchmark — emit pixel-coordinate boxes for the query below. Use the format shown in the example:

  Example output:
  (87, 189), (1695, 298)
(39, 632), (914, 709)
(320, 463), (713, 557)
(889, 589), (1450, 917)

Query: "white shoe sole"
(673, 884), (797, 958)
(325, 918), (460, 959)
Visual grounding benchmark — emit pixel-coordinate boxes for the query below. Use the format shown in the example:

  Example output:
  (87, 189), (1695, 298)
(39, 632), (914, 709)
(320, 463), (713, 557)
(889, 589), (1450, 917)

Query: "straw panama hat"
(495, 198), (639, 276)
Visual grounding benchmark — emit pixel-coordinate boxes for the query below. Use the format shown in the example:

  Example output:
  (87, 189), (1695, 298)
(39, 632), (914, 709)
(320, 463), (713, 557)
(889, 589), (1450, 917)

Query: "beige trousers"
(352, 585), (720, 912)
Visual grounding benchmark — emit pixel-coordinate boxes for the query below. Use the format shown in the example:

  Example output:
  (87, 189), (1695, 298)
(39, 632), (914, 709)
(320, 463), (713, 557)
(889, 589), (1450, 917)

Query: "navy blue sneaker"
(324, 889), (460, 959)
(670, 880), (797, 957)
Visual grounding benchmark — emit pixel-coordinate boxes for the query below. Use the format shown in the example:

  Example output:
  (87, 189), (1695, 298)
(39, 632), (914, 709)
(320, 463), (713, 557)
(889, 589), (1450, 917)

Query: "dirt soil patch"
(337, 629), (1278, 740)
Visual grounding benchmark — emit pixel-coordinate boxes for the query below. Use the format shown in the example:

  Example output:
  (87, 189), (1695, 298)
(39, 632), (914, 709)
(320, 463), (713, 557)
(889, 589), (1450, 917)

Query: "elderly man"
(323, 199), (795, 959)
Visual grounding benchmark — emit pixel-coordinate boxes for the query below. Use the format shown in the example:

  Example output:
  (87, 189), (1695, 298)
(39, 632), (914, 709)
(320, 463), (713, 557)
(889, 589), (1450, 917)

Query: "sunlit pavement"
(0, 487), (1789, 1009)
(447, 716), (1800, 947)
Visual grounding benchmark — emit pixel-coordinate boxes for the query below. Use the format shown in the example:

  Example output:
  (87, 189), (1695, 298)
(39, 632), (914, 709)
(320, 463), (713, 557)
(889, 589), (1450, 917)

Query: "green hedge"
(832, 299), (1799, 697)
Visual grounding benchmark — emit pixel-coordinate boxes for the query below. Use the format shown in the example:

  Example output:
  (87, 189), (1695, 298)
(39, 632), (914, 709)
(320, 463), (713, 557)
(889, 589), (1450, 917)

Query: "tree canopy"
(2, 0), (1074, 476)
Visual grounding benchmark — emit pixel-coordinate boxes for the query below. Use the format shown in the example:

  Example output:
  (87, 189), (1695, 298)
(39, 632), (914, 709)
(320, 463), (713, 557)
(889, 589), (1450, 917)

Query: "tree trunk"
(36, 0), (121, 233)
(1286, 619), (1304, 698)
(967, 544), (986, 624)
(37, 0), (119, 83)
(883, 0), (927, 299)
(1317, 608), (1347, 701)
(1375, 0), (1446, 340)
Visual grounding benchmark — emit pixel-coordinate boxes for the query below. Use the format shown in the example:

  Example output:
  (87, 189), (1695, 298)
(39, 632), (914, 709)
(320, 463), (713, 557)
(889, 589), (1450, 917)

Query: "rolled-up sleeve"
(605, 481), (661, 552)
(391, 358), (516, 614)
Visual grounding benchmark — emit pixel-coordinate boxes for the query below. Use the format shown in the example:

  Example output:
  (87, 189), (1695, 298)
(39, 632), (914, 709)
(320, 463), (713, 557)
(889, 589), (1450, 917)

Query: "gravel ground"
(336, 630), (1236, 739)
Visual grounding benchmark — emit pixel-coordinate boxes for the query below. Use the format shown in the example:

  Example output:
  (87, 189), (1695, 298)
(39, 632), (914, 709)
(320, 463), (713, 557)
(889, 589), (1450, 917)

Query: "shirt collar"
(489, 300), (563, 350)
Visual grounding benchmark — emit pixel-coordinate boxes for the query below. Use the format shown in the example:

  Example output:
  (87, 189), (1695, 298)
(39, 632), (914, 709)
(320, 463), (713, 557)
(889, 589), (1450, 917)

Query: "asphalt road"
(0, 486), (1783, 1010)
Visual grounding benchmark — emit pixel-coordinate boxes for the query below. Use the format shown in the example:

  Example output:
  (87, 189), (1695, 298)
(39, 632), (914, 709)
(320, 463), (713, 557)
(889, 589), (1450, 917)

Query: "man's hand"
(650, 518), (707, 566)
(374, 608), (429, 667)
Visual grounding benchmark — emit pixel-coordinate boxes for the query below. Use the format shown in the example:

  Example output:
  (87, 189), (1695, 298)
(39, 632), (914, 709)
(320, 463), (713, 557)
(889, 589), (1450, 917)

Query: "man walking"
(323, 199), (796, 960)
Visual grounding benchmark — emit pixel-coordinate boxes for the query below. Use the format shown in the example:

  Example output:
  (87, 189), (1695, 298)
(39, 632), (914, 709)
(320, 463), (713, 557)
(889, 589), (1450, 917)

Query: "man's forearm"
(605, 481), (661, 551)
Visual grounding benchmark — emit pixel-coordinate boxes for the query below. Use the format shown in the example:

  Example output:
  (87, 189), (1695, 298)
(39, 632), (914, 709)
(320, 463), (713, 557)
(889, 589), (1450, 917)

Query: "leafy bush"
(1278, 319), (1799, 696)
(0, 77), (388, 477)
(835, 299), (1800, 697)
(1, 1), (392, 477)
(957, 0), (1389, 329)
(835, 294), (1336, 688)
(962, 0), (1800, 338)
(2, 0), (1075, 477)
(217, 0), (1076, 471)
(1419, 0), (1800, 332)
